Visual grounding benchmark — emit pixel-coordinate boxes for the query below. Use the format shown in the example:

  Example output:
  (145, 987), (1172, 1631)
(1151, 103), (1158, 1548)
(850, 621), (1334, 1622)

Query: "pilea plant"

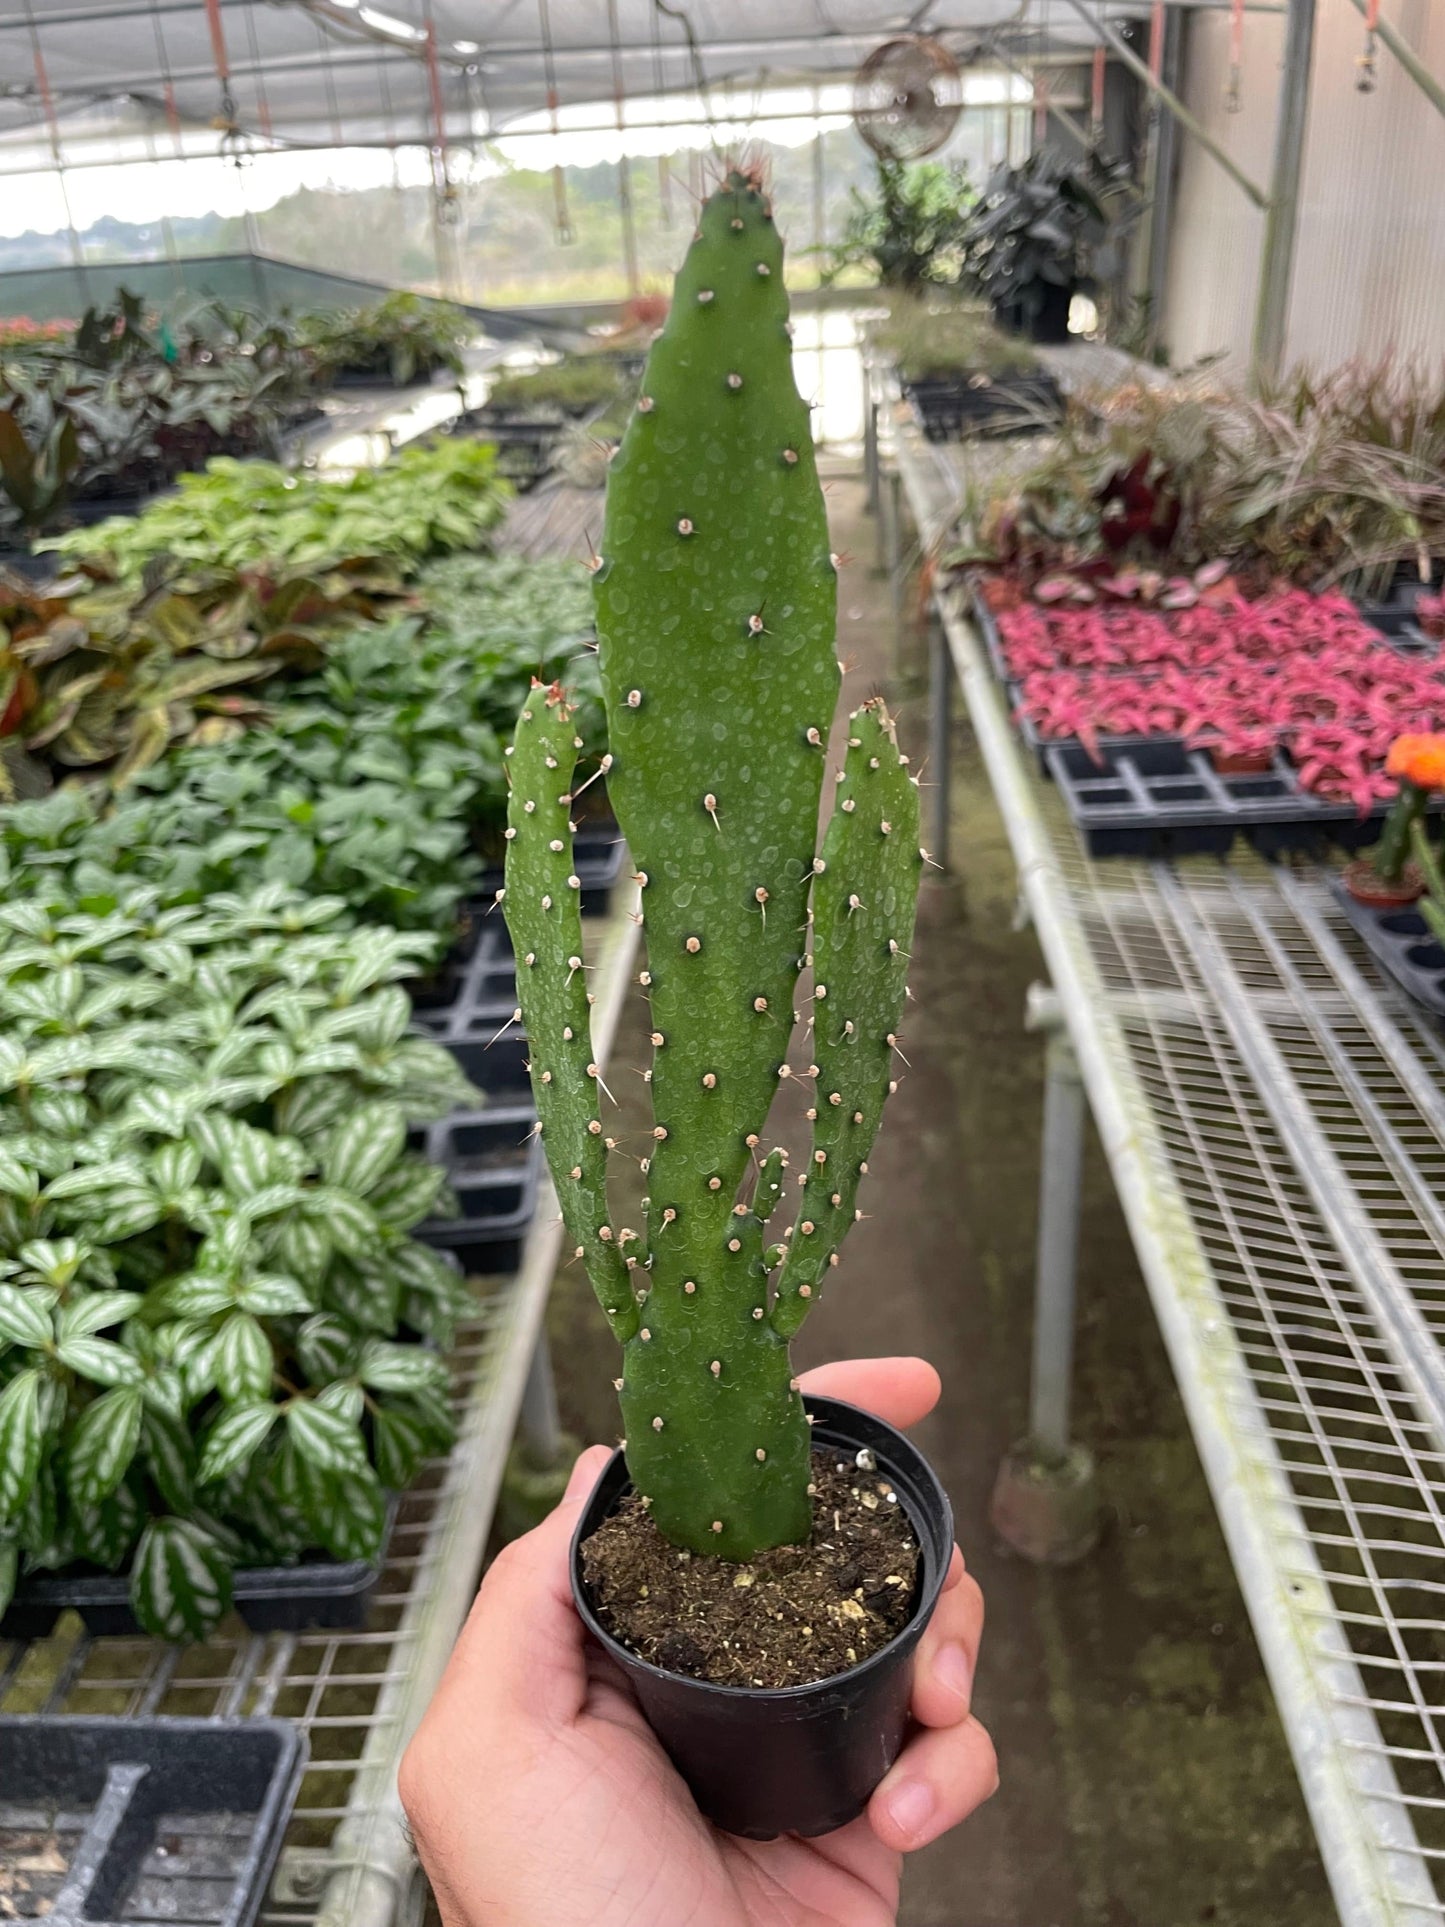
(0, 887), (474, 1638)
(504, 166), (922, 1560)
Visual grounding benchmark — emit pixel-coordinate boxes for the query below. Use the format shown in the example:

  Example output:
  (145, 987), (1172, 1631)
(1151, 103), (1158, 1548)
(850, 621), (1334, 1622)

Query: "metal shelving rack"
(0, 883), (639, 1927)
(885, 387), (1445, 1927)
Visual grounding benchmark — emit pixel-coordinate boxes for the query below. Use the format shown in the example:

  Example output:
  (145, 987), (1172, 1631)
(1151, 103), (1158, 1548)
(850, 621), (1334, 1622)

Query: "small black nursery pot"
(569, 1394), (954, 1841)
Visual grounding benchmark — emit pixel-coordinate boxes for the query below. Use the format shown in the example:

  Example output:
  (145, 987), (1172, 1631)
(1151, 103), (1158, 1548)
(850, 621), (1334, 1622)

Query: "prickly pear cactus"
(506, 164), (922, 1561)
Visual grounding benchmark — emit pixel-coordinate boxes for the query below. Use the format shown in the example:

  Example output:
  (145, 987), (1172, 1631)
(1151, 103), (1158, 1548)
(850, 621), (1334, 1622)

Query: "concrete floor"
(541, 473), (1338, 1927)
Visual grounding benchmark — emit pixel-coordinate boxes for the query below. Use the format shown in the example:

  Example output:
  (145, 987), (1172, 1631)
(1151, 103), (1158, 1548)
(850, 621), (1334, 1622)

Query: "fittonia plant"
(505, 165), (922, 1561)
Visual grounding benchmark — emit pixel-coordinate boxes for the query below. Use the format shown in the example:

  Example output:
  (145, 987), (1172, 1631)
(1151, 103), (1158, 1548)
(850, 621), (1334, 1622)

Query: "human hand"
(400, 1356), (996, 1927)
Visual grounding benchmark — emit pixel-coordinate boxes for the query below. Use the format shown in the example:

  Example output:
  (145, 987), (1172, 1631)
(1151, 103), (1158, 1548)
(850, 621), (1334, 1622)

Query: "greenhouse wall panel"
(1164, 0), (1445, 373)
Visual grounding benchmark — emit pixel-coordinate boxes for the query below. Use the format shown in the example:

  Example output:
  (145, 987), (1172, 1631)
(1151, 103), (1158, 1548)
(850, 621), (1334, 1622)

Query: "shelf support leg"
(991, 985), (1101, 1564)
(928, 603), (951, 870)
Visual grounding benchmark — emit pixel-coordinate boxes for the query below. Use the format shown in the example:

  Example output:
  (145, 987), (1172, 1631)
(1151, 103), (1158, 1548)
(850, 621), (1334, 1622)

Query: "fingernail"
(883, 1778), (935, 1842)
(933, 1641), (972, 1705)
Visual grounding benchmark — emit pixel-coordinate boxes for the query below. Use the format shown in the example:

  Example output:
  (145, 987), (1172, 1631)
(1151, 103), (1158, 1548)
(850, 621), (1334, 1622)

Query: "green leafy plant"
(301, 293), (472, 387)
(0, 886), (475, 1639)
(0, 554), (409, 792)
(873, 292), (1040, 381)
(44, 441), (510, 579)
(505, 167), (922, 1559)
(483, 357), (628, 419)
(821, 158), (974, 291)
(0, 292), (323, 537)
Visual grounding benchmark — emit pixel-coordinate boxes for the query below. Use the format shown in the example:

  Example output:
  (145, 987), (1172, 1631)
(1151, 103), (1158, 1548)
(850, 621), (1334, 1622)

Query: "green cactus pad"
(504, 682), (638, 1342)
(773, 701), (921, 1337)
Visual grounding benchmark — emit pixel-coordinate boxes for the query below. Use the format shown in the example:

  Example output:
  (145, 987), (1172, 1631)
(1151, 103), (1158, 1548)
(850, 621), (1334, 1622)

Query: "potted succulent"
(502, 165), (951, 1841)
(1342, 733), (1445, 906)
(963, 148), (1132, 345)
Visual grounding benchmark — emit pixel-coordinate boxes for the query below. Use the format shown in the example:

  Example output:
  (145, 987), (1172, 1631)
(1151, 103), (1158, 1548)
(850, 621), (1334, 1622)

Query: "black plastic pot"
(994, 281), (1073, 344)
(570, 1394), (953, 1840)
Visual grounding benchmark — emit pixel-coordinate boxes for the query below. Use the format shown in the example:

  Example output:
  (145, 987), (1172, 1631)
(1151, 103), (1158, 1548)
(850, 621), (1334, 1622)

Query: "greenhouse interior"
(1, 0), (1445, 1922)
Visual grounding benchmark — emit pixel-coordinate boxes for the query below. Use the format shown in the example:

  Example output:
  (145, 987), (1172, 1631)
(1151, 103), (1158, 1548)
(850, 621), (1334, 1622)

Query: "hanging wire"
(21, 0), (84, 275)
(651, 0), (672, 227)
(241, 2), (276, 142)
(652, 0), (715, 138)
(1090, 41), (1106, 143)
(535, 0), (574, 244)
(1356, 0), (1381, 92)
(148, 1), (185, 270)
(1225, 0), (1245, 111)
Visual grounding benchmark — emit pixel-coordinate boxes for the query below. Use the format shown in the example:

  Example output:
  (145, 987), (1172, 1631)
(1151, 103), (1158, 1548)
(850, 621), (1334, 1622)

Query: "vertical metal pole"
(863, 389), (880, 515)
(1030, 1027), (1087, 1460)
(927, 607), (951, 870)
(886, 467), (905, 673)
(1251, 0), (1318, 384)
(518, 1330), (563, 1466)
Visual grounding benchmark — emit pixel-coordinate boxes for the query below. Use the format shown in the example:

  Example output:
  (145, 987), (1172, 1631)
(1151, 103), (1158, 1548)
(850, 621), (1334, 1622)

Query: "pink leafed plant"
(990, 571), (1445, 811)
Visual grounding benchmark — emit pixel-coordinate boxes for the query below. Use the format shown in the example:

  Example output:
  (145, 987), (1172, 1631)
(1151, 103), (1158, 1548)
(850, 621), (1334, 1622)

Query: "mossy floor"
(540, 475), (1337, 1926)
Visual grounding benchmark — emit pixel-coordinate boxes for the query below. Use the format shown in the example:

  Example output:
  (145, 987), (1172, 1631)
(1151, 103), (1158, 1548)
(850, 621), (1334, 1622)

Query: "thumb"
(434, 1443), (613, 1733)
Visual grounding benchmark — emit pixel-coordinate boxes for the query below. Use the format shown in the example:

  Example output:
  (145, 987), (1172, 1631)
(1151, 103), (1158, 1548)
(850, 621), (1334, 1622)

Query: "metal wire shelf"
(889, 402), (1445, 1926)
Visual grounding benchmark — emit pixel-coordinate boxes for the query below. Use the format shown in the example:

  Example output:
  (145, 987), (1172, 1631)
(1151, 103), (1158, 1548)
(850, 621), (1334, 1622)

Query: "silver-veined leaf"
(233, 1274), (312, 1317)
(66, 1384), (143, 1506)
(56, 1291), (143, 1342)
(373, 1404), (430, 1489)
(142, 1405), (197, 1513)
(69, 1480), (144, 1570)
(366, 1161), (446, 1230)
(321, 1101), (406, 1198)
(197, 1399), (278, 1485)
(0, 1284), (54, 1350)
(129, 1516), (233, 1641)
(295, 1313), (355, 1382)
(358, 1340), (447, 1396)
(0, 1370), (43, 1521)
(56, 1336), (144, 1386)
(214, 1312), (272, 1403)
(309, 1466), (387, 1563)
(284, 1398), (367, 1475)
(275, 1214), (332, 1282)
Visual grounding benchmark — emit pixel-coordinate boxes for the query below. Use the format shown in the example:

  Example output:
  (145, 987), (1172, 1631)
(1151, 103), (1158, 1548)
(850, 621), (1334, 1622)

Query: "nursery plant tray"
(1329, 880), (1445, 1016)
(411, 922), (532, 1096)
(473, 819), (625, 924)
(0, 1715), (304, 1927)
(415, 1100), (544, 1275)
(904, 372), (1062, 443)
(0, 1506), (397, 1643)
(1045, 739), (1400, 860)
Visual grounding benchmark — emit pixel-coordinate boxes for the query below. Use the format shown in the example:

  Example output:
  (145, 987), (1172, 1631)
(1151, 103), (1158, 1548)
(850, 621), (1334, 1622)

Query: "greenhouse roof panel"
(0, 0), (1156, 155)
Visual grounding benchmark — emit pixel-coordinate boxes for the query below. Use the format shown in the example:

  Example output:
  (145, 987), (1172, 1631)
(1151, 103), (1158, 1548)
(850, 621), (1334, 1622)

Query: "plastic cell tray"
(415, 1101), (543, 1275)
(1330, 880), (1445, 1016)
(1045, 738), (1400, 860)
(0, 1715), (305, 1927)
(1, 1508), (396, 1643)
(904, 372), (1063, 443)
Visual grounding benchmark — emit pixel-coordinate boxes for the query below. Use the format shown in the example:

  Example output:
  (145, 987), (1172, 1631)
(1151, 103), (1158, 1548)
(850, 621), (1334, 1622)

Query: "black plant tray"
(1046, 738), (1405, 860)
(1331, 880), (1445, 1015)
(904, 371), (1062, 442)
(415, 1100), (543, 1275)
(473, 819), (625, 925)
(0, 1504), (397, 1643)
(411, 922), (530, 1094)
(0, 1715), (304, 1927)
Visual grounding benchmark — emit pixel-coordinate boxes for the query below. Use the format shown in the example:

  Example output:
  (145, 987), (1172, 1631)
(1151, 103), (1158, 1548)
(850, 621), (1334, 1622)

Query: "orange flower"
(1386, 733), (1445, 791)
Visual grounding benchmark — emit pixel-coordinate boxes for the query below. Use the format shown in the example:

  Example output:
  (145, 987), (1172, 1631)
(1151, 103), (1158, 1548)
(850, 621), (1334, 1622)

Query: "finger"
(427, 1442), (613, 1732)
(909, 1562), (984, 1729)
(797, 1357), (942, 1431)
(868, 1716), (999, 1853)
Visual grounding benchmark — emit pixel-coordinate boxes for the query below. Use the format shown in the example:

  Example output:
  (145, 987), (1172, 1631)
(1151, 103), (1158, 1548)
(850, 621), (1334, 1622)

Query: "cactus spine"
(506, 165), (921, 1561)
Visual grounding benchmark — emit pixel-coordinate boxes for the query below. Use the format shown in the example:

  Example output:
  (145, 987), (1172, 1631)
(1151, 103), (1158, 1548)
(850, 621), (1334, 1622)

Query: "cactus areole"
(505, 165), (921, 1562)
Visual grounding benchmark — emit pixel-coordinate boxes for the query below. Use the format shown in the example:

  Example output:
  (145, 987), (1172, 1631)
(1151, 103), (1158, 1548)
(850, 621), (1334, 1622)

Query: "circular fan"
(853, 36), (964, 160)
